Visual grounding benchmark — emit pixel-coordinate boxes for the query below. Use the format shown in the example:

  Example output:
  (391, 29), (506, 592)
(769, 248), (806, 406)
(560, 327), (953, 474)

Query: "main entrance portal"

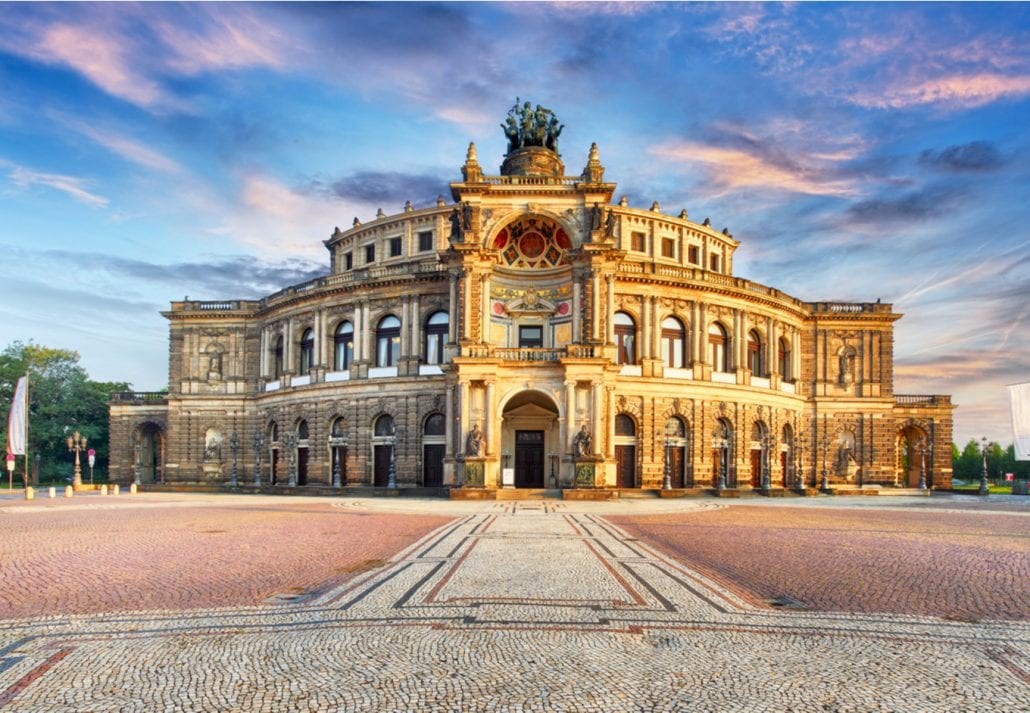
(515, 430), (545, 488)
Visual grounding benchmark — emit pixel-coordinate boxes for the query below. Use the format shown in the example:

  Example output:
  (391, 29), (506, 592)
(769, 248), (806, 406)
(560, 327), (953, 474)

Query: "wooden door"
(297, 448), (308, 486)
(515, 431), (545, 488)
(780, 451), (788, 487)
(423, 444), (444, 487)
(616, 445), (636, 488)
(669, 446), (685, 488)
(750, 449), (762, 488)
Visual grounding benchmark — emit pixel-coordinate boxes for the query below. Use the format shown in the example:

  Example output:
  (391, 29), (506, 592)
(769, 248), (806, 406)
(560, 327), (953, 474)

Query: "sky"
(0, 2), (1027, 449)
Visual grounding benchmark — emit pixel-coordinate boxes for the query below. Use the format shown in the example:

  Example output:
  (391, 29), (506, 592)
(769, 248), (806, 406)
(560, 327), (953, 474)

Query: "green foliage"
(0, 341), (130, 482)
(951, 439), (1030, 483)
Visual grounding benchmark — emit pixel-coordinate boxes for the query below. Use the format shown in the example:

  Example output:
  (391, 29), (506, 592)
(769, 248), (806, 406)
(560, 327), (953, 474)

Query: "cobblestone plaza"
(0, 492), (1027, 711)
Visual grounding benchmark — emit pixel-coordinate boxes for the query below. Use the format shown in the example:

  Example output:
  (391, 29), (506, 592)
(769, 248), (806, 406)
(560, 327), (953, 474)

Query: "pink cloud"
(7, 164), (109, 207)
(853, 73), (1030, 110)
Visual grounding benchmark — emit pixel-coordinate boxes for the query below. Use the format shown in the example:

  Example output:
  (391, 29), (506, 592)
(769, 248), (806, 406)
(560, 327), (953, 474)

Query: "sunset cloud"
(853, 73), (1030, 110)
(6, 164), (109, 207)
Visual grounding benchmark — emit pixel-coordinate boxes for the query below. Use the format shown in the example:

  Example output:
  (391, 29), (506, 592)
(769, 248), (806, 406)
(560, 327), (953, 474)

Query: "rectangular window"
(519, 325), (543, 348)
(661, 237), (675, 258)
(365, 244), (375, 264)
(388, 237), (402, 257)
(688, 245), (699, 265)
(631, 231), (646, 252)
(710, 254), (720, 272)
(344, 252), (353, 270)
(418, 230), (434, 252)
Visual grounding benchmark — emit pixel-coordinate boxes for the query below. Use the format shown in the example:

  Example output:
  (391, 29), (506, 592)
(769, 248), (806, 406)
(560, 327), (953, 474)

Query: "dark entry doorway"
(616, 445), (636, 488)
(374, 445), (391, 487)
(514, 430), (545, 488)
(423, 444), (444, 487)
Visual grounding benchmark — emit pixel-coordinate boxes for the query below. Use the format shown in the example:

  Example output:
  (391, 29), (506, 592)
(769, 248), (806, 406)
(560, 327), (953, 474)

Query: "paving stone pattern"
(612, 505), (1030, 621)
(0, 495), (1027, 711)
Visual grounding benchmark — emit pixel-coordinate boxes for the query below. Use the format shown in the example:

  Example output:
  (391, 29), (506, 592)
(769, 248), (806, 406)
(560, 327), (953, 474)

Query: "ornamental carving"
(492, 215), (571, 269)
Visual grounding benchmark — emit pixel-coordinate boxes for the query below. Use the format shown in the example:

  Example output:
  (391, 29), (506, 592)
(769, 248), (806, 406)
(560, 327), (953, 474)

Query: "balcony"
(460, 344), (604, 361)
(110, 392), (168, 404)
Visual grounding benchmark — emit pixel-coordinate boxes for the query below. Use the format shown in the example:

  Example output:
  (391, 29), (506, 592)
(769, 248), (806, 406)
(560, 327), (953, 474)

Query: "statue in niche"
(605, 208), (617, 238)
(591, 203), (603, 230)
(449, 207), (461, 242)
(838, 348), (856, 386)
(573, 425), (592, 458)
(207, 351), (222, 380)
(462, 202), (473, 231)
(465, 424), (483, 456)
(203, 430), (222, 462)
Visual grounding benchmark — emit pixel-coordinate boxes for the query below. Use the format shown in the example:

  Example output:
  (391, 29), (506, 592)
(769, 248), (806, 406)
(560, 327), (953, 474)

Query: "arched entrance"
(268, 422), (279, 485)
(896, 424), (929, 487)
(372, 415), (395, 487)
(750, 421), (769, 488)
(500, 391), (559, 488)
(781, 424), (794, 488)
(615, 414), (637, 488)
(330, 418), (348, 487)
(664, 417), (689, 488)
(712, 418), (734, 488)
(422, 413), (445, 487)
(296, 420), (309, 486)
(135, 422), (163, 483)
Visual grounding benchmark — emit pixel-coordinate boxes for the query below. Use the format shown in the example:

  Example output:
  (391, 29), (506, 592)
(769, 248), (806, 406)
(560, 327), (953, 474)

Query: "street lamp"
(549, 453), (557, 488)
(795, 434), (805, 490)
(283, 431), (297, 487)
(331, 437), (343, 489)
(387, 422), (397, 489)
(67, 431), (87, 488)
(229, 431), (239, 487)
(662, 428), (672, 491)
(713, 427), (728, 491)
(760, 431), (773, 491)
(979, 436), (990, 496)
(252, 431), (264, 487)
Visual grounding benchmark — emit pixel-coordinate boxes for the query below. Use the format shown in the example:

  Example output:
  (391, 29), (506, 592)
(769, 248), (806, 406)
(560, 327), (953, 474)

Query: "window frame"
(298, 328), (315, 376)
(661, 316), (686, 368)
(417, 230), (434, 252)
(614, 311), (637, 365)
(424, 311), (449, 365)
(708, 323), (729, 372)
(376, 315), (401, 367)
(334, 321), (354, 371)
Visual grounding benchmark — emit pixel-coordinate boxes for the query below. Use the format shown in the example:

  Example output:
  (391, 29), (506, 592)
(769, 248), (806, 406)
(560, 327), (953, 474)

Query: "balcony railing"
(895, 395), (952, 406)
(110, 392), (168, 404)
(460, 344), (603, 361)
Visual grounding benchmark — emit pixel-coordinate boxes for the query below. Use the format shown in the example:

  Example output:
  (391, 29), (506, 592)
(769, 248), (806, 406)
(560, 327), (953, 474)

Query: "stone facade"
(109, 114), (954, 491)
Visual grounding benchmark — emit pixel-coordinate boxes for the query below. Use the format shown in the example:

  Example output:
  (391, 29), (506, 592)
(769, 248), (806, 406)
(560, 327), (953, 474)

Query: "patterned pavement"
(0, 494), (1027, 711)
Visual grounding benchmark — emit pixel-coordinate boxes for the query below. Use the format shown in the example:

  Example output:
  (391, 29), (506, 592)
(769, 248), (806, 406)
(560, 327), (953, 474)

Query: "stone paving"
(0, 493), (1027, 711)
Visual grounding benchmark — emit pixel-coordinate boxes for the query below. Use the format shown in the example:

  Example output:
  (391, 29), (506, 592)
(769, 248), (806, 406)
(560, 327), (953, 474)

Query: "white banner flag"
(7, 375), (27, 455)
(1009, 382), (1030, 461)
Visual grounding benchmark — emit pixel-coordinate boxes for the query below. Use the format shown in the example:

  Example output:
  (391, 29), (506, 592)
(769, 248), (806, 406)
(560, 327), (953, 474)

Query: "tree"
(0, 342), (130, 482)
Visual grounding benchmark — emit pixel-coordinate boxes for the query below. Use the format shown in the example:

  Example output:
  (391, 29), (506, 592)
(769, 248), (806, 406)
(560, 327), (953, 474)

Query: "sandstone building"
(109, 106), (954, 493)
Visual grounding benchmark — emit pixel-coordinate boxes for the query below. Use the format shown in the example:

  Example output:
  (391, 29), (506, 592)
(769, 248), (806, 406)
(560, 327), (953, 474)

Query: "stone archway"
(134, 422), (164, 483)
(896, 423), (929, 487)
(500, 390), (560, 488)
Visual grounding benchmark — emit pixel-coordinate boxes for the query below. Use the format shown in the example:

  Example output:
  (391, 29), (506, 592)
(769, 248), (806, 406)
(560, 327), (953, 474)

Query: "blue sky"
(0, 2), (1027, 448)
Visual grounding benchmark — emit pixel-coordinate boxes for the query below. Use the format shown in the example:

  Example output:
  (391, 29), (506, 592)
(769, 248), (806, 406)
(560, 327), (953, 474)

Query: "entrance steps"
(495, 488), (562, 500)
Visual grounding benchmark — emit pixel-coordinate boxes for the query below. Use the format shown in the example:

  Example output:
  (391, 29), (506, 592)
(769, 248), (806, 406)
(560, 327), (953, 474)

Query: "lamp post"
(979, 436), (990, 496)
(387, 422), (397, 489)
(252, 431), (264, 487)
(714, 432), (728, 492)
(795, 436), (805, 490)
(548, 452), (557, 488)
(229, 431), (239, 487)
(820, 431), (830, 491)
(760, 432), (772, 491)
(331, 438), (343, 488)
(663, 429), (672, 491)
(283, 432), (297, 487)
(67, 431), (87, 488)
(917, 436), (927, 491)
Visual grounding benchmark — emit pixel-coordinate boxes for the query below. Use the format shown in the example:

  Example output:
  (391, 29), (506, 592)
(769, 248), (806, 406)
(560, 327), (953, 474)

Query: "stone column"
(411, 293), (421, 361)
(480, 273), (490, 343)
(484, 381), (495, 455)
(460, 381), (471, 446)
(259, 327), (267, 377)
(445, 385), (455, 458)
(605, 274), (615, 343)
(592, 382), (603, 456)
(607, 386), (616, 458)
(463, 270), (473, 342)
(641, 295), (651, 360)
(284, 320), (293, 373)
(591, 271), (601, 341)
(564, 381), (576, 454)
(448, 273), (458, 343)
(399, 296), (409, 359)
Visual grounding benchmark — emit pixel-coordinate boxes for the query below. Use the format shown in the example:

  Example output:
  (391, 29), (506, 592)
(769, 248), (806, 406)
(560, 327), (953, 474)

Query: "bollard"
(24, 487), (34, 500)
(130, 483), (138, 494)
(112, 484), (120, 496)
(64, 485), (73, 498)
(100, 484), (108, 496)
(48, 486), (56, 498)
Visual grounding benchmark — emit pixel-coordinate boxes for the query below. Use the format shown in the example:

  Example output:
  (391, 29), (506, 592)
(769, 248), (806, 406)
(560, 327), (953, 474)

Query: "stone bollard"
(48, 486), (56, 498)
(130, 483), (138, 494)
(100, 485), (108, 496)
(24, 487), (34, 500)
(64, 485), (73, 498)
(112, 484), (120, 496)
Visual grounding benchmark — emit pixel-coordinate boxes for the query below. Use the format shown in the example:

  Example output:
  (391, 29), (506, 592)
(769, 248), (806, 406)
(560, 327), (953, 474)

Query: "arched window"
(708, 323), (729, 372)
(298, 329), (314, 376)
(424, 413), (445, 436)
(778, 337), (792, 382)
(661, 317), (686, 368)
(747, 330), (763, 376)
(376, 315), (401, 367)
(615, 414), (636, 436)
(297, 420), (309, 441)
(331, 418), (346, 437)
(665, 416), (686, 438)
(374, 414), (395, 437)
(334, 321), (354, 371)
(273, 336), (284, 378)
(614, 312), (636, 365)
(424, 311), (449, 365)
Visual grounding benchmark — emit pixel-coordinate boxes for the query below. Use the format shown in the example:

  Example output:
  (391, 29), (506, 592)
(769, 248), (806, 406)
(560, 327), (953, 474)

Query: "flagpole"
(23, 373), (29, 489)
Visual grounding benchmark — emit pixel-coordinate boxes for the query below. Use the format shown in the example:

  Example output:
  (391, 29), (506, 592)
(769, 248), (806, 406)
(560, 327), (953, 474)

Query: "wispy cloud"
(918, 141), (1005, 172)
(56, 116), (184, 174)
(852, 73), (1030, 110)
(5, 163), (109, 207)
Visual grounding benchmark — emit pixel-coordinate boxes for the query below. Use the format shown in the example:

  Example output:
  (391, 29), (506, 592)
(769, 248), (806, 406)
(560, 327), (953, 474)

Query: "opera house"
(109, 104), (954, 494)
